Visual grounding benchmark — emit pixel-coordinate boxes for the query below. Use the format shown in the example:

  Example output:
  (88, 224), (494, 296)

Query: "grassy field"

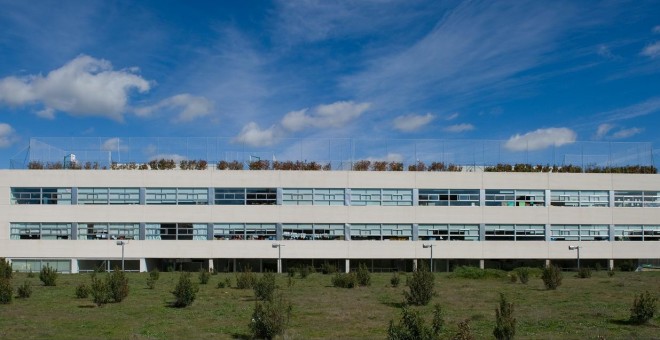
(0, 269), (659, 339)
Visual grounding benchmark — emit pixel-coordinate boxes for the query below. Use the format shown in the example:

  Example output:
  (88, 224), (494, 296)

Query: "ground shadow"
(231, 332), (251, 339)
(77, 305), (96, 308)
(382, 301), (407, 309)
(609, 318), (633, 326)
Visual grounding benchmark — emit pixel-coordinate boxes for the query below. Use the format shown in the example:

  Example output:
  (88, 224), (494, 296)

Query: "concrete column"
(545, 259), (551, 268)
(345, 188), (351, 206)
(345, 259), (350, 273)
(412, 259), (418, 271)
(139, 258), (147, 272)
(479, 223), (485, 241)
(71, 222), (78, 240)
(479, 189), (485, 207)
(276, 188), (283, 205)
(71, 259), (79, 274)
(608, 224), (615, 241)
(412, 224), (419, 241)
(609, 190), (614, 208)
(207, 223), (214, 240)
(71, 187), (78, 205)
(208, 259), (214, 272)
(412, 188), (419, 206)
(545, 189), (551, 207)
(545, 224), (551, 242)
(276, 223), (283, 240)
(479, 259), (485, 269)
(139, 223), (146, 240)
(139, 187), (146, 205)
(345, 224), (351, 241)
(609, 259), (614, 271)
(208, 187), (214, 205)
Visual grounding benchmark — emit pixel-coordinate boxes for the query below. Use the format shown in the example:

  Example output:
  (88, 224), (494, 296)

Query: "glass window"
(214, 189), (246, 205)
(213, 223), (246, 239)
(245, 189), (277, 205)
(381, 189), (413, 206)
(10, 188), (71, 205)
(419, 189), (480, 206)
(10, 259), (71, 273)
(614, 225), (660, 241)
(485, 190), (545, 207)
(381, 224), (412, 240)
(350, 189), (381, 206)
(144, 188), (207, 205)
(350, 189), (412, 206)
(551, 190), (609, 207)
(10, 223), (71, 240)
(485, 224), (545, 241)
(245, 223), (277, 240)
(614, 191), (660, 207)
(350, 224), (383, 240)
(144, 223), (206, 240)
(145, 188), (177, 205)
(78, 188), (140, 205)
(282, 189), (314, 205)
(313, 189), (345, 206)
(551, 225), (609, 241)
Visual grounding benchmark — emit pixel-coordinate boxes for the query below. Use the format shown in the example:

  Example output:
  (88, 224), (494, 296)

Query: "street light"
(116, 241), (126, 271)
(272, 243), (285, 274)
(568, 245), (581, 270)
(423, 244), (434, 272)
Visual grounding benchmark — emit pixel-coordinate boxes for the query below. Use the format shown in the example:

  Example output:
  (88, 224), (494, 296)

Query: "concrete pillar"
(139, 258), (147, 272)
(479, 259), (485, 269)
(345, 259), (350, 273)
(545, 259), (551, 268)
(412, 259), (418, 271)
(71, 259), (79, 274)
(609, 259), (614, 271)
(208, 259), (214, 272)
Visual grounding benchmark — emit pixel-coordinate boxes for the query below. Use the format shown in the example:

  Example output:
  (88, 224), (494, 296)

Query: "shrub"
(254, 272), (277, 302)
(236, 266), (257, 289)
(391, 272), (401, 287)
(451, 266), (508, 280)
(387, 306), (441, 340)
(27, 271), (35, 278)
(405, 264), (434, 306)
(577, 267), (592, 279)
(607, 270), (615, 277)
(0, 258), (11, 280)
(629, 291), (658, 324)
(17, 280), (32, 299)
(331, 272), (357, 288)
(217, 280), (227, 289)
(515, 267), (530, 284)
(509, 273), (518, 283)
(199, 269), (211, 285)
(75, 283), (90, 298)
(493, 293), (516, 340)
(146, 277), (156, 289)
(91, 276), (110, 306)
(250, 293), (292, 339)
(454, 319), (474, 340)
(0, 278), (12, 304)
(356, 263), (371, 286)
(299, 265), (311, 279)
(149, 269), (160, 281)
(39, 265), (58, 286)
(432, 304), (444, 335)
(107, 268), (129, 302)
(172, 272), (199, 308)
(352, 160), (370, 171)
(619, 260), (636, 272)
(321, 262), (337, 274)
(541, 265), (563, 290)
(287, 267), (296, 278)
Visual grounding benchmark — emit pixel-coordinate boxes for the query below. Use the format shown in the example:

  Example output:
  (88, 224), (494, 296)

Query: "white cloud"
(596, 97), (660, 122)
(101, 137), (128, 152)
(36, 107), (55, 120)
(445, 112), (459, 121)
(595, 123), (614, 139)
(505, 127), (577, 151)
(444, 123), (474, 133)
(653, 26), (660, 34)
(597, 45), (615, 59)
(392, 113), (435, 132)
(281, 101), (370, 132)
(0, 123), (17, 148)
(612, 127), (643, 139)
(234, 122), (280, 147)
(134, 93), (213, 122)
(0, 55), (150, 121)
(641, 41), (660, 58)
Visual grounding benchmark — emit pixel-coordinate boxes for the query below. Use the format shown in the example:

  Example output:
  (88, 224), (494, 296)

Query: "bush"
(451, 266), (507, 280)
(331, 272), (357, 288)
(356, 263), (371, 286)
(493, 293), (516, 340)
(391, 272), (401, 287)
(75, 283), (90, 298)
(299, 265), (311, 279)
(250, 293), (292, 339)
(404, 264), (434, 306)
(17, 280), (32, 299)
(27, 271), (35, 278)
(107, 268), (129, 302)
(149, 269), (160, 281)
(541, 265), (563, 290)
(629, 291), (658, 324)
(0, 258), (11, 280)
(454, 319), (474, 340)
(577, 267), (592, 279)
(607, 270), (615, 277)
(619, 260), (636, 272)
(515, 267), (530, 284)
(254, 272), (277, 301)
(321, 262), (337, 274)
(287, 267), (296, 278)
(387, 306), (441, 340)
(509, 273), (518, 283)
(146, 277), (156, 289)
(172, 272), (199, 308)
(0, 278), (12, 304)
(236, 266), (257, 289)
(39, 265), (58, 286)
(199, 269), (211, 284)
(91, 276), (110, 306)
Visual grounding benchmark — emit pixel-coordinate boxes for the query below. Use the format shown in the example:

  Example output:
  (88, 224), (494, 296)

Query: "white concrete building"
(1, 169), (659, 273)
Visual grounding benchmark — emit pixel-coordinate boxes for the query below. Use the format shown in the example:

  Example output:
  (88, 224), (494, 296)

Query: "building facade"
(1, 169), (659, 273)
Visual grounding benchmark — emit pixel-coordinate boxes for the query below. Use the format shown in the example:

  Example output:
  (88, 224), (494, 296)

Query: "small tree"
(39, 265), (58, 286)
(91, 276), (109, 306)
(17, 280), (32, 299)
(0, 278), (12, 304)
(75, 283), (90, 298)
(577, 267), (592, 279)
(236, 266), (257, 289)
(107, 268), (129, 302)
(391, 272), (401, 287)
(515, 267), (529, 284)
(404, 264), (434, 306)
(254, 272), (277, 301)
(357, 263), (371, 286)
(629, 291), (658, 324)
(199, 268), (211, 284)
(387, 306), (439, 340)
(432, 303), (444, 335)
(0, 258), (12, 280)
(172, 272), (198, 308)
(331, 272), (357, 288)
(541, 265), (562, 290)
(250, 293), (292, 339)
(493, 293), (516, 340)
(454, 319), (474, 340)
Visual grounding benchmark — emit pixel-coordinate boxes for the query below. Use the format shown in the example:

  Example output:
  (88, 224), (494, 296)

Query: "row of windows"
(10, 187), (660, 208)
(10, 223), (660, 241)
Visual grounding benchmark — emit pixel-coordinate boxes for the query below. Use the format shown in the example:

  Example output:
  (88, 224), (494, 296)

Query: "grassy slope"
(0, 271), (659, 339)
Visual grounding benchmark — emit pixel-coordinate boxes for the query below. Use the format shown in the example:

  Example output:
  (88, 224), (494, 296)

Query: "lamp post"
(116, 241), (126, 271)
(272, 243), (285, 273)
(568, 245), (581, 270)
(423, 244), (434, 272)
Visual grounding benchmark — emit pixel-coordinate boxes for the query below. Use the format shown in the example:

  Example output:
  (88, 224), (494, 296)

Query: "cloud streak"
(0, 123), (16, 148)
(392, 113), (435, 132)
(505, 127), (576, 151)
(135, 94), (213, 122)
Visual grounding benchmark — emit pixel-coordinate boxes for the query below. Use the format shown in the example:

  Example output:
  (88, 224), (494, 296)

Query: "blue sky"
(0, 0), (659, 167)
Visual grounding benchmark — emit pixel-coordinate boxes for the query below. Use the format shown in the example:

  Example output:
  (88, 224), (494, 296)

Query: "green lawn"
(1, 270), (659, 339)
